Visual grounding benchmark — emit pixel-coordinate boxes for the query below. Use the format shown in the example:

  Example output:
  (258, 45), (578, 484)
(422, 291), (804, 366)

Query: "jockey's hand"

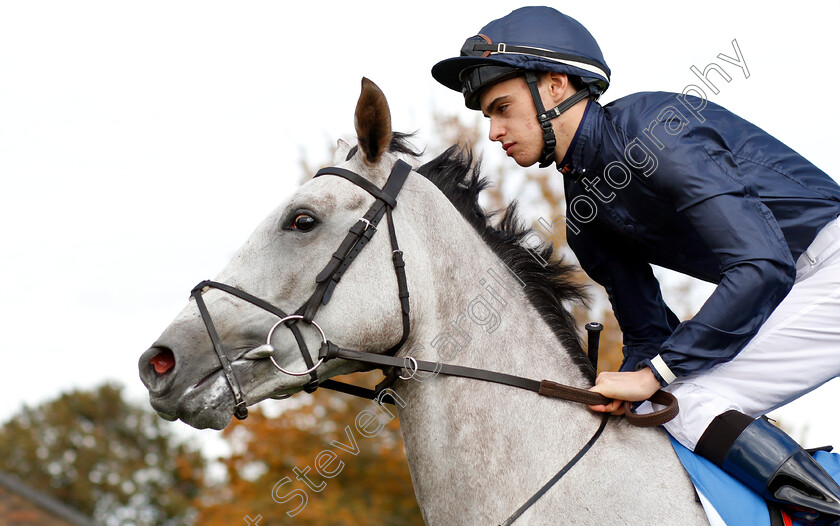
(588, 368), (661, 415)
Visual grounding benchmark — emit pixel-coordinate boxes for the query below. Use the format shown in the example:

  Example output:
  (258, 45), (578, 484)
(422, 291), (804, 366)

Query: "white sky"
(1, 1), (839, 451)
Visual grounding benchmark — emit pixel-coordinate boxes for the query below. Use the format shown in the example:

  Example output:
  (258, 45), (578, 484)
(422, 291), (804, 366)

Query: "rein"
(189, 158), (679, 524)
(317, 341), (677, 427)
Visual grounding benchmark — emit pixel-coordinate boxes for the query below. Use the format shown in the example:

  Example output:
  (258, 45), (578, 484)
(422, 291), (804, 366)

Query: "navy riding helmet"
(432, 6), (610, 166)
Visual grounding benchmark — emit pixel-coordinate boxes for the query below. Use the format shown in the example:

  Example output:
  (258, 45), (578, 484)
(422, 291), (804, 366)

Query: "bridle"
(188, 158), (678, 524)
(191, 159), (413, 420)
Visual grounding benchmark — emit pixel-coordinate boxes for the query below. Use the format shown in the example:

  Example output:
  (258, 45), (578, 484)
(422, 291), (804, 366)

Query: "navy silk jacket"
(559, 92), (840, 383)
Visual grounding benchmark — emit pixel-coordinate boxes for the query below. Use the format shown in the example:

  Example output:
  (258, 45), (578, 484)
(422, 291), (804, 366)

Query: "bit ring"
(266, 315), (327, 376)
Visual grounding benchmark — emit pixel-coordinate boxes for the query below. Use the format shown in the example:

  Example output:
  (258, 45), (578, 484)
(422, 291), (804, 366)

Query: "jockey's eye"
(287, 213), (318, 232)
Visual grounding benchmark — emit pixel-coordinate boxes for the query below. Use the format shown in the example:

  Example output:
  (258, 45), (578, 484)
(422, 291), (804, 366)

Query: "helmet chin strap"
(524, 71), (591, 168)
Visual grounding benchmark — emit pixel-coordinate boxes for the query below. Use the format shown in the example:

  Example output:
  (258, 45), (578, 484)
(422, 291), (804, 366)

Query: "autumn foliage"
(195, 373), (424, 525)
(0, 383), (205, 525)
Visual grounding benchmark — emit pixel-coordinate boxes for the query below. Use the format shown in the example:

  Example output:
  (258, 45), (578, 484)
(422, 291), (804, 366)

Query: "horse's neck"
(392, 251), (703, 523)
(392, 190), (601, 519)
(388, 179), (705, 525)
(412, 246), (587, 388)
(396, 175), (590, 390)
(394, 258), (604, 522)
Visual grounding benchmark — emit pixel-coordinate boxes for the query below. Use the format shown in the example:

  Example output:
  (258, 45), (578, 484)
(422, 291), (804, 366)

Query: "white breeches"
(638, 216), (840, 450)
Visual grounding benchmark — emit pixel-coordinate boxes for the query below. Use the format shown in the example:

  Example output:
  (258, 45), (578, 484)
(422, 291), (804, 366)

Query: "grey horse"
(139, 78), (708, 525)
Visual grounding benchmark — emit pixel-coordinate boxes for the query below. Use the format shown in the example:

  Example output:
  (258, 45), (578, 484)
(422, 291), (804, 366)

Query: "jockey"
(432, 6), (840, 519)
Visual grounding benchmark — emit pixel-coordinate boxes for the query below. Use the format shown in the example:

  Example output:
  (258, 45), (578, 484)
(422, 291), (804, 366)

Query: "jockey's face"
(480, 76), (545, 167)
(479, 72), (584, 168)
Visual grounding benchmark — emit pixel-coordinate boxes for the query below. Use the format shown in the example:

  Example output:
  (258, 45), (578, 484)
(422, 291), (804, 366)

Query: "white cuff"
(650, 355), (677, 385)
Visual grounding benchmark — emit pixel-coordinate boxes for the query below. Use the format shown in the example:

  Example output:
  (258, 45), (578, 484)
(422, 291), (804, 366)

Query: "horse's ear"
(354, 78), (392, 165)
(333, 138), (352, 164)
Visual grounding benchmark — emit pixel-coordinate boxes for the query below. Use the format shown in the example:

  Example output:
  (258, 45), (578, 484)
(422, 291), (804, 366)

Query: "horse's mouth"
(193, 350), (256, 388)
(194, 368), (221, 388)
(164, 370), (237, 430)
(148, 396), (179, 422)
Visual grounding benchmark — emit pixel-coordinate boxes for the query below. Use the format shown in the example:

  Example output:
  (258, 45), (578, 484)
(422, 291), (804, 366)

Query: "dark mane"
(346, 131), (423, 160)
(346, 134), (593, 380)
(416, 145), (594, 381)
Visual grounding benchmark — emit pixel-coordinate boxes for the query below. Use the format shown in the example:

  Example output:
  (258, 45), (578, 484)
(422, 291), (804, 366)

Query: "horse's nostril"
(150, 348), (176, 375)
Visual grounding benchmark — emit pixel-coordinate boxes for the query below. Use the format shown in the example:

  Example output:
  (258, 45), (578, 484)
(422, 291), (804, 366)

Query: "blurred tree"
(0, 382), (205, 525)
(195, 374), (424, 525)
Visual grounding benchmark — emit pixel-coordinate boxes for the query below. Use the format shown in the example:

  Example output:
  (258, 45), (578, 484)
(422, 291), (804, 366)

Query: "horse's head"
(139, 79), (420, 429)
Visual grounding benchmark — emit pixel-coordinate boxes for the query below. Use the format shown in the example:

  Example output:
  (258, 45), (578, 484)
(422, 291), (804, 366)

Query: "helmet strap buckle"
(523, 71), (589, 168)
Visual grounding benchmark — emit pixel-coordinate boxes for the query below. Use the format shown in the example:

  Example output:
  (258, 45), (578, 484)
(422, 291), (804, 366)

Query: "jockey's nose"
(489, 119), (505, 143)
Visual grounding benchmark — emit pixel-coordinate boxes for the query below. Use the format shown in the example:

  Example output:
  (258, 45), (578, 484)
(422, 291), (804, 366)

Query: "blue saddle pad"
(669, 435), (840, 525)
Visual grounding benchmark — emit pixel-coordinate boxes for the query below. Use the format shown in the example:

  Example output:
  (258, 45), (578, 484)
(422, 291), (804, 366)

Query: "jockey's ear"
(542, 72), (574, 106)
(354, 77), (393, 165)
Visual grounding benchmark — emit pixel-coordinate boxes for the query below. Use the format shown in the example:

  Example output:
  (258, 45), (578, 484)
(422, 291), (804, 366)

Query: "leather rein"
(189, 158), (679, 523)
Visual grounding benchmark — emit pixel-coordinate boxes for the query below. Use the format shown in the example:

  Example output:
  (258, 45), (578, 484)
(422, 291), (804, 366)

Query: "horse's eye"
(289, 213), (317, 232)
